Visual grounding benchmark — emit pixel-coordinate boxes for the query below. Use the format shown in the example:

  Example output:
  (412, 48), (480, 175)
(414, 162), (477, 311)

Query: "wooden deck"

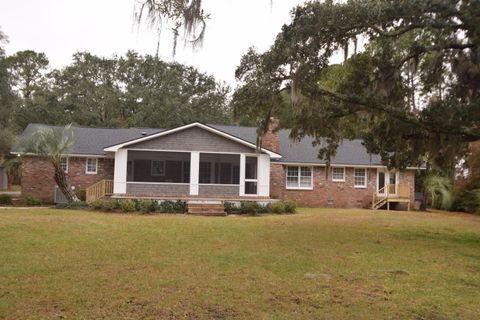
(372, 184), (412, 210)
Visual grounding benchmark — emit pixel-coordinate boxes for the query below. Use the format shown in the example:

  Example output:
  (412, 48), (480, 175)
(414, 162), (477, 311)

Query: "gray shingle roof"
(14, 124), (163, 156)
(13, 123), (383, 166)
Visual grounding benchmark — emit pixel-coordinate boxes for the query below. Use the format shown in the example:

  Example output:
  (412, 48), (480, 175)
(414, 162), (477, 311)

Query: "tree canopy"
(232, 0), (480, 176)
(2, 50), (231, 132)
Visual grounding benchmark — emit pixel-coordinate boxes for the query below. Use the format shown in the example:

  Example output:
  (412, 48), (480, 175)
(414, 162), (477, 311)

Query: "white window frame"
(60, 157), (68, 173)
(151, 160), (165, 176)
(354, 168), (367, 188)
(332, 167), (345, 182)
(85, 158), (98, 174)
(286, 166), (313, 190)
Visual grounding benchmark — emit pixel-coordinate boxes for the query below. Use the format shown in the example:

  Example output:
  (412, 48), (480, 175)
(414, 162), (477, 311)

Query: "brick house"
(12, 122), (419, 209)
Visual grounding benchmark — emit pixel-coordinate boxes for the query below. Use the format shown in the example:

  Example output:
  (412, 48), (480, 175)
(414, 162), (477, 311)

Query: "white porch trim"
(190, 151), (200, 196)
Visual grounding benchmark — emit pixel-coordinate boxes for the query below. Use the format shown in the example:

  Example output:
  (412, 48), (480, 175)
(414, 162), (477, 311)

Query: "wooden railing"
(372, 183), (411, 209)
(86, 180), (113, 203)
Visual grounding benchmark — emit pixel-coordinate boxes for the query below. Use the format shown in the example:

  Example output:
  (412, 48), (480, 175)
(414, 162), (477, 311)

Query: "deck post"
(113, 149), (128, 194)
(387, 201), (390, 211)
(190, 152), (199, 196)
(239, 154), (246, 196)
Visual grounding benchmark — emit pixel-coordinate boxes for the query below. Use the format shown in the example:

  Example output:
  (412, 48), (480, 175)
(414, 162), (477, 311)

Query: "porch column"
(239, 154), (246, 196)
(257, 154), (270, 197)
(113, 149), (128, 194)
(190, 151), (200, 195)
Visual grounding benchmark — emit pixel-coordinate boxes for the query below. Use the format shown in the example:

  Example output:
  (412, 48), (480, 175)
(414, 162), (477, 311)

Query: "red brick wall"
(21, 156), (114, 203)
(270, 164), (416, 208)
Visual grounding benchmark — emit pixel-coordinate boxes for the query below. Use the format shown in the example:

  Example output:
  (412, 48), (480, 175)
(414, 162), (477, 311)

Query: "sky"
(0, 0), (307, 86)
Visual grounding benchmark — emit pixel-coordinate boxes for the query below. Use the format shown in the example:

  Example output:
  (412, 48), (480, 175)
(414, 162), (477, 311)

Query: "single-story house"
(12, 121), (419, 210)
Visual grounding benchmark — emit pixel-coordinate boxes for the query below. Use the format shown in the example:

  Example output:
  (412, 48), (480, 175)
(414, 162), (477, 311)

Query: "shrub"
(138, 199), (156, 214)
(224, 201), (240, 214)
(283, 201), (297, 214)
(0, 194), (13, 205)
(268, 202), (286, 214)
(267, 201), (297, 214)
(89, 199), (118, 212)
(158, 200), (186, 213)
(25, 195), (42, 206)
(452, 189), (480, 214)
(54, 201), (88, 209)
(239, 201), (263, 215)
(119, 199), (136, 213)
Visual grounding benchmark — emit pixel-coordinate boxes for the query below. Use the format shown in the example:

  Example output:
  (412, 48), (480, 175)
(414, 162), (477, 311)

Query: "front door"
(377, 169), (399, 195)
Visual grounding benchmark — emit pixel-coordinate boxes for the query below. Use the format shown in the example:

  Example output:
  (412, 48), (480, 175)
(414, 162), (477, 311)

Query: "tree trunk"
(53, 164), (80, 202)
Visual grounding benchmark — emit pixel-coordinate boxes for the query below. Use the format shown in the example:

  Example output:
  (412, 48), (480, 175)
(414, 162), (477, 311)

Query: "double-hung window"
(332, 167), (345, 182)
(151, 160), (165, 176)
(286, 166), (313, 189)
(354, 168), (367, 188)
(86, 158), (98, 174)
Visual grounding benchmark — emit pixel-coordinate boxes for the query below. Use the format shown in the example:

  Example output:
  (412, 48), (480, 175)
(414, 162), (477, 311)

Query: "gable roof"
(103, 122), (282, 159)
(12, 122), (386, 166)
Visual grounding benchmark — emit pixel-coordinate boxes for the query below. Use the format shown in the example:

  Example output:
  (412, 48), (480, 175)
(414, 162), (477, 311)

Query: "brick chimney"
(262, 117), (280, 154)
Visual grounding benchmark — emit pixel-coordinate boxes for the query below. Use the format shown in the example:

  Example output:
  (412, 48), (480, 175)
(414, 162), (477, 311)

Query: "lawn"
(0, 208), (479, 319)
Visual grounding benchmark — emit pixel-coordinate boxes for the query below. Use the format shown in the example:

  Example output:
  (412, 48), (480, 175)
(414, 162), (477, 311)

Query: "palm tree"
(20, 124), (80, 202)
(423, 174), (453, 210)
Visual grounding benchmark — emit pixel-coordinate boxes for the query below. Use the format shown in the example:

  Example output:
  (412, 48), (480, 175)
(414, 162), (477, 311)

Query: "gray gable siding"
(127, 127), (255, 153)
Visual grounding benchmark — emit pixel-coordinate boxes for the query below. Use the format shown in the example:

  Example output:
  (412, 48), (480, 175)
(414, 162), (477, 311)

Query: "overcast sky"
(0, 0), (307, 86)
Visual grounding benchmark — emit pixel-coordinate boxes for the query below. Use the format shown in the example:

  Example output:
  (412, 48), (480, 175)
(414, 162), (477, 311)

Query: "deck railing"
(86, 179), (113, 203)
(372, 183), (411, 209)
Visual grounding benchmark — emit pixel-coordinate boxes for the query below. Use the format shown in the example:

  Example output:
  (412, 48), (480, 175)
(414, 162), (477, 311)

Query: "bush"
(158, 200), (186, 213)
(119, 199), (136, 213)
(25, 195), (42, 206)
(137, 199), (156, 214)
(89, 199), (118, 212)
(267, 201), (297, 214)
(0, 194), (13, 205)
(54, 201), (88, 209)
(268, 202), (286, 214)
(452, 189), (480, 214)
(283, 201), (297, 214)
(224, 201), (240, 214)
(239, 201), (261, 214)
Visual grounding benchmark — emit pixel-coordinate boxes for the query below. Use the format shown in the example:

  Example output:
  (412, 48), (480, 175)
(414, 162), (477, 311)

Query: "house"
(12, 121), (418, 210)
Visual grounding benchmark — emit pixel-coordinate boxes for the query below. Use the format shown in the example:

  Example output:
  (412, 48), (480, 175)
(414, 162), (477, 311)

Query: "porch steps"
(187, 200), (226, 216)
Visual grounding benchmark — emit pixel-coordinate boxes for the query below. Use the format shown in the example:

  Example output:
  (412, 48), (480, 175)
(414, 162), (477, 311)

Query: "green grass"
(1, 208), (479, 319)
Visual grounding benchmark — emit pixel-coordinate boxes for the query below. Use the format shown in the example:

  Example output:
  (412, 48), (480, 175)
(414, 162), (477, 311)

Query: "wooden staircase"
(372, 184), (411, 210)
(187, 200), (226, 216)
(86, 180), (113, 203)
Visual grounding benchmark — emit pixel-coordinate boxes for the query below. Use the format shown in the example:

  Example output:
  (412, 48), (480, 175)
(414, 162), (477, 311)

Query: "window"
(354, 168), (367, 188)
(127, 161), (133, 177)
(332, 167), (345, 182)
(86, 158), (97, 174)
(151, 160), (165, 176)
(199, 162), (211, 183)
(59, 157), (68, 173)
(286, 166), (313, 189)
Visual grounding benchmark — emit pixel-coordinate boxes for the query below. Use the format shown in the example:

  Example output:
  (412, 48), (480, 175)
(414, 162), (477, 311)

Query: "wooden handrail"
(372, 183), (411, 209)
(86, 179), (113, 203)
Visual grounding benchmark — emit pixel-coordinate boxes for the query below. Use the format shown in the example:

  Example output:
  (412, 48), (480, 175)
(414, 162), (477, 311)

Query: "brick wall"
(270, 164), (416, 208)
(22, 156), (114, 203)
